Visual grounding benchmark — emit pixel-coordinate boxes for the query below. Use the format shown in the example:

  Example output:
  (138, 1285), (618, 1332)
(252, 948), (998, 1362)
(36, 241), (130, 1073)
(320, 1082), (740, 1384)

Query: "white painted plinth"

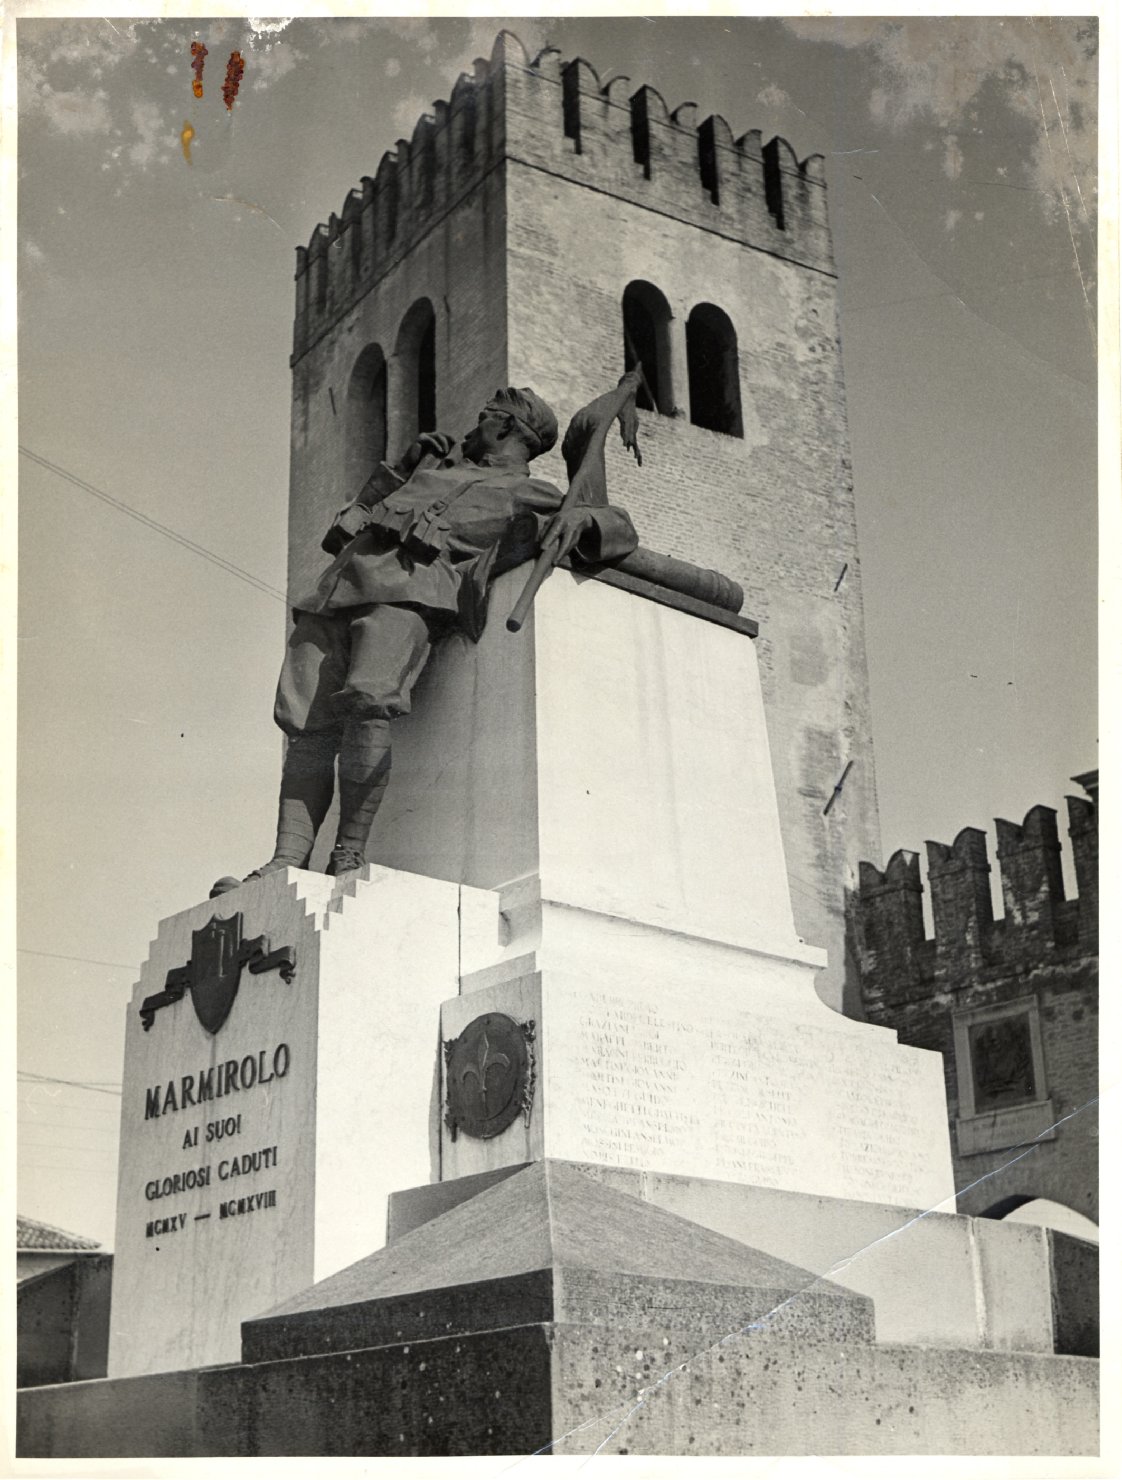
(440, 957), (956, 1213)
(361, 562), (956, 1215)
(375, 565), (809, 962)
(108, 865), (508, 1378)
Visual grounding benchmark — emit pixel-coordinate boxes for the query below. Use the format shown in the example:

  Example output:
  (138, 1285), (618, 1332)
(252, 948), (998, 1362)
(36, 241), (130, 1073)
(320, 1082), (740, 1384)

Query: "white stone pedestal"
(108, 865), (509, 1378)
(439, 962), (955, 1210)
(110, 561), (956, 1378)
(374, 565), (806, 960)
(384, 567), (955, 1212)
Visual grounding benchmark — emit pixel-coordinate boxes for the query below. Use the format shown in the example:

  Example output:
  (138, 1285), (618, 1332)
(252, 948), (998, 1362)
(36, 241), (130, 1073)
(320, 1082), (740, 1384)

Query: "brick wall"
(288, 170), (510, 606)
(855, 778), (1098, 1222)
(504, 163), (878, 1014)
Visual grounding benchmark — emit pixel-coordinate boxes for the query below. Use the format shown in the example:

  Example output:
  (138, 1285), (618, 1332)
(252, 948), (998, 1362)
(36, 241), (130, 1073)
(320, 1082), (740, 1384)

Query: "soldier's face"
(462, 408), (509, 462)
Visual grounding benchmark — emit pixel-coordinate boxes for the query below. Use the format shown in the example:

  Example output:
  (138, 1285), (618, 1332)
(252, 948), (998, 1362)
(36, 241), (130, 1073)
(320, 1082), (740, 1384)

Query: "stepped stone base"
(188, 1327), (1103, 1458)
(18, 1324), (1099, 1458)
(18, 1162), (1099, 1458)
(388, 1160), (1096, 1355)
(241, 1160), (874, 1361)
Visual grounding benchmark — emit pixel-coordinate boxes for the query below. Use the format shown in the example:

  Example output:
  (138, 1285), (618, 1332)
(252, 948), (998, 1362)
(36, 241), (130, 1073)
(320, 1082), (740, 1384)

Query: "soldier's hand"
(400, 431), (457, 477)
(542, 507), (595, 562)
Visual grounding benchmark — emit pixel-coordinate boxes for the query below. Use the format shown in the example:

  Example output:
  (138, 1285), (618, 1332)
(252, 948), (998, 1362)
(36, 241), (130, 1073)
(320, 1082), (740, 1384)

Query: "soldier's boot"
(326, 717), (391, 877)
(245, 731), (340, 881)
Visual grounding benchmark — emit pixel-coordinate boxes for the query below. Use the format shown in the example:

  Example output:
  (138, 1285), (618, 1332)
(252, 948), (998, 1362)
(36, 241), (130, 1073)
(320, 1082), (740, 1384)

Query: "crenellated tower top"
(293, 29), (830, 362)
(856, 774), (1099, 1012)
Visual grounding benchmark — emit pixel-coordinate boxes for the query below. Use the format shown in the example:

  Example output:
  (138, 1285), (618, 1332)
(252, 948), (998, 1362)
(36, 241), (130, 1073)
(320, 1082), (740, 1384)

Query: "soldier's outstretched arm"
(507, 373), (643, 632)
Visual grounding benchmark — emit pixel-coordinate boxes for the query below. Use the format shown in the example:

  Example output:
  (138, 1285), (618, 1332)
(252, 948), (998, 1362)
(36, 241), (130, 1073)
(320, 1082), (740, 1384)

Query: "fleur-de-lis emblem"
(444, 1013), (534, 1141)
(459, 1029), (511, 1116)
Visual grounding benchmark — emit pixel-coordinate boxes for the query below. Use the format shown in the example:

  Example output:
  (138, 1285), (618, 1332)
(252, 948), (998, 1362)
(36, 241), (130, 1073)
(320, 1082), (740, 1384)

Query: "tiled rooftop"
(17, 1214), (102, 1252)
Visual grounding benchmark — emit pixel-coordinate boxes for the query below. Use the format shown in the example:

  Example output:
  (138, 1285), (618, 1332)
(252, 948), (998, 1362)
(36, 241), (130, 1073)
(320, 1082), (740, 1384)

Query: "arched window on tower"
(389, 297), (437, 458)
(686, 302), (743, 437)
(622, 280), (673, 415)
(417, 310), (436, 433)
(345, 343), (387, 495)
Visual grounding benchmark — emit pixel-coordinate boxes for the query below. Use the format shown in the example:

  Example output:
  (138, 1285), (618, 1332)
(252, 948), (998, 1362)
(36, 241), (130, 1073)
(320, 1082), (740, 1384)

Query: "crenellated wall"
(287, 28), (880, 1016)
(854, 774), (1098, 1223)
(857, 790), (1097, 1001)
(292, 32), (830, 364)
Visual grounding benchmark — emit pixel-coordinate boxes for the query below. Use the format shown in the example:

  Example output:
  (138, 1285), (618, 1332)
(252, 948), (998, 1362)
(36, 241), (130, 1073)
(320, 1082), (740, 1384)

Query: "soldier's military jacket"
(296, 455), (638, 641)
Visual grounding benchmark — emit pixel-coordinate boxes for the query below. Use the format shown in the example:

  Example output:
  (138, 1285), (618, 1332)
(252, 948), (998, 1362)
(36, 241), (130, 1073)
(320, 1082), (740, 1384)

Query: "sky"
(13, 11), (1103, 1249)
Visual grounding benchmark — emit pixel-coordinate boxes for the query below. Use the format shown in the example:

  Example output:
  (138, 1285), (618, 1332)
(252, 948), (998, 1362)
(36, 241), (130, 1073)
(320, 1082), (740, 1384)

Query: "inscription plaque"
(544, 979), (954, 1209)
(969, 1015), (1036, 1110)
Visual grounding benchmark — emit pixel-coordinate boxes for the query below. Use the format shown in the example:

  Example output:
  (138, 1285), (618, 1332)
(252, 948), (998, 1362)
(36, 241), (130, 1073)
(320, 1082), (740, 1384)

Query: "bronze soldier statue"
(225, 380), (640, 889)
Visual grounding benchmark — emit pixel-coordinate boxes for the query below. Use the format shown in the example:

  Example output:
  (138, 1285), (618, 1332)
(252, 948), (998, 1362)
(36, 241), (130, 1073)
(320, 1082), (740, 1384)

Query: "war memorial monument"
(18, 31), (1098, 1459)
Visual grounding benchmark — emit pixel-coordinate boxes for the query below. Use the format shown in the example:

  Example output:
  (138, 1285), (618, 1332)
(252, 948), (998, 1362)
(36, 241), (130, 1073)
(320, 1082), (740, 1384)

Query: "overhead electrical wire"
(19, 445), (288, 604)
(19, 947), (138, 971)
(18, 447), (286, 1105)
(19, 1071), (123, 1096)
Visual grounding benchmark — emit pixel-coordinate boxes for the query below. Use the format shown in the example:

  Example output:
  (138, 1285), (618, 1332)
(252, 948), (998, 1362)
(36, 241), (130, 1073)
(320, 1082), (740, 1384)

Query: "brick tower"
(287, 30), (880, 1011)
(856, 776), (1099, 1222)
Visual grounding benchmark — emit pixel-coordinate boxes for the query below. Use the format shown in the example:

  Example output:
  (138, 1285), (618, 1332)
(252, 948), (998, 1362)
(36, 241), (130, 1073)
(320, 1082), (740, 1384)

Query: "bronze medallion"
(444, 1012), (535, 1140)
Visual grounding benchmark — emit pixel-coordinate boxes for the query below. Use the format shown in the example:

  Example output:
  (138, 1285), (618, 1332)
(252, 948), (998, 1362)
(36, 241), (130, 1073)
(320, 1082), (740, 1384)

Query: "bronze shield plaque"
(445, 1012), (534, 1140)
(189, 914), (244, 1035)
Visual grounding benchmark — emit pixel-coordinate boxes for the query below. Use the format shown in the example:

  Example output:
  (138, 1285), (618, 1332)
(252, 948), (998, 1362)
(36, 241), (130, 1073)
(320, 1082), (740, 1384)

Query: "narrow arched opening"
(417, 311), (436, 433)
(345, 343), (387, 496)
(980, 1196), (1100, 1244)
(686, 302), (743, 437)
(389, 297), (437, 459)
(622, 280), (673, 415)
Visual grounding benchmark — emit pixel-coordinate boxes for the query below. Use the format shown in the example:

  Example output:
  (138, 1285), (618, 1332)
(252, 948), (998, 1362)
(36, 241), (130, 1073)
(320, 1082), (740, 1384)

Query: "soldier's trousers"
(274, 603), (437, 743)
(266, 604), (442, 865)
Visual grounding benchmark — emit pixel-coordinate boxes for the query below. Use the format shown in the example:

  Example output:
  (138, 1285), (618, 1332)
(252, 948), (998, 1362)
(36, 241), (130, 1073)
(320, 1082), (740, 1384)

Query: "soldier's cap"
(485, 387), (558, 458)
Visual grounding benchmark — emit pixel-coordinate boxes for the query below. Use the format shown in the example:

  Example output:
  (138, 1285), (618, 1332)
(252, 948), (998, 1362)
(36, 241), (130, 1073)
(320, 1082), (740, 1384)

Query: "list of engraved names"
(561, 986), (938, 1205)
